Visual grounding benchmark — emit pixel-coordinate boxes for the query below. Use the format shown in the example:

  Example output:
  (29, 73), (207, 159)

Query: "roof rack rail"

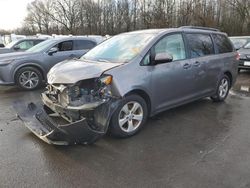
(179, 26), (220, 32)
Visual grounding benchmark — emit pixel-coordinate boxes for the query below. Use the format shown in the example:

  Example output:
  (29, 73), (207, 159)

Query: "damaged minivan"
(16, 26), (239, 145)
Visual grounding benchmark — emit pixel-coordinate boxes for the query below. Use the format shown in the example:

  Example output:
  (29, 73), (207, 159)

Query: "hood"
(48, 59), (123, 84)
(0, 51), (38, 62)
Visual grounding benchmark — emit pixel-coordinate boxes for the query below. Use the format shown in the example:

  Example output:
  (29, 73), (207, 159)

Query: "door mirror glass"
(48, 47), (58, 55)
(154, 52), (173, 64)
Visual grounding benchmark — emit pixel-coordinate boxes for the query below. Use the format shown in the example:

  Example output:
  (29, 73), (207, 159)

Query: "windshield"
(5, 41), (17, 48)
(27, 39), (55, 53)
(81, 33), (155, 62)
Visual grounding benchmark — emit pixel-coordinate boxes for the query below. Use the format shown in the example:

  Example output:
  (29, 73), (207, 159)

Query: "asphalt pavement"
(1, 71), (250, 188)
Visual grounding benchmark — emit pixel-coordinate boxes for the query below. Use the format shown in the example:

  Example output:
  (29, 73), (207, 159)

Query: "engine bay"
(46, 77), (112, 108)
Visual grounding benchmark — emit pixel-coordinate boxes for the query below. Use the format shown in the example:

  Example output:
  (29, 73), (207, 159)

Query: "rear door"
(211, 34), (236, 87)
(184, 33), (216, 96)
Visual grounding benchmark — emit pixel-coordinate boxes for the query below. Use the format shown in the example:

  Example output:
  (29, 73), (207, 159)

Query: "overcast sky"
(0, 0), (34, 30)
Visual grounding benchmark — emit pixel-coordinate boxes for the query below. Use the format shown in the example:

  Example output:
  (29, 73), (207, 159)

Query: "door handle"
(193, 61), (201, 67)
(183, 63), (191, 69)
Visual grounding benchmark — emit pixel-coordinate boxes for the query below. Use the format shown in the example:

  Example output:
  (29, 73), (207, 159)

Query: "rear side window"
(186, 33), (214, 58)
(74, 40), (96, 50)
(213, 34), (233, 53)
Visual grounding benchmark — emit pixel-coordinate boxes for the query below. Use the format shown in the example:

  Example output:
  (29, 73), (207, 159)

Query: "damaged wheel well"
(125, 89), (151, 114)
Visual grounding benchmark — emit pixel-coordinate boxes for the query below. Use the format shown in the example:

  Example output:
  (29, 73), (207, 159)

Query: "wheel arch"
(124, 89), (152, 115)
(13, 63), (46, 82)
(224, 71), (233, 87)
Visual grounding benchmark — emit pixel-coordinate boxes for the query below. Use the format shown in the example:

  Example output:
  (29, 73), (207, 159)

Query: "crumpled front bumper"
(14, 102), (108, 145)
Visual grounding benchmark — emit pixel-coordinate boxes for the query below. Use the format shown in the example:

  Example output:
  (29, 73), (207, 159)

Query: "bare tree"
(20, 0), (250, 36)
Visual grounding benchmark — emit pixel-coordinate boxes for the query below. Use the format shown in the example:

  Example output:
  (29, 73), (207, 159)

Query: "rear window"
(186, 33), (214, 58)
(213, 34), (233, 53)
(74, 40), (96, 50)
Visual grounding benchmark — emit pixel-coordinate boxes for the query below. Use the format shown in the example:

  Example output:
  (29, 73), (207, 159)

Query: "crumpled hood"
(48, 59), (123, 84)
(0, 51), (38, 61)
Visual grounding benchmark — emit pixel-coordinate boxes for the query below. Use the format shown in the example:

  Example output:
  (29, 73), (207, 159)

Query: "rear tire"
(109, 94), (148, 138)
(15, 67), (43, 90)
(211, 75), (230, 102)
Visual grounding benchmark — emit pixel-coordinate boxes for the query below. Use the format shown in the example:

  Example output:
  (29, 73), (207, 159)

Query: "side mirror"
(13, 46), (20, 51)
(48, 47), (58, 56)
(154, 52), (173, 65)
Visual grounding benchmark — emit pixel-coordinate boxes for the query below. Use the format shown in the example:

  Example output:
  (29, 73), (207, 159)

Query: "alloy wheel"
(19, 71), (39, 89)
(218, 78), (229, 98)
(118, 101), (144, 133)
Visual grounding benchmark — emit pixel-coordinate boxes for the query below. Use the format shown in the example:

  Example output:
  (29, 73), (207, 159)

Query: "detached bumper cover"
(14, 102), (106, 145)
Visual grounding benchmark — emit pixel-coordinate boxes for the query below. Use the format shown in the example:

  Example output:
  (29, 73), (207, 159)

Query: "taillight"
(236, 52), (240, 60)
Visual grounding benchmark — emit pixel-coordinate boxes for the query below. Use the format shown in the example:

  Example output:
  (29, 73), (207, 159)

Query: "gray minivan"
(16, 26), (239, 145)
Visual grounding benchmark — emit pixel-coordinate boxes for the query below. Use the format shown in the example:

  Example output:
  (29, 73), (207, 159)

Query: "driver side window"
(154, 34), (186, 61)
(53, 41), (73, 52)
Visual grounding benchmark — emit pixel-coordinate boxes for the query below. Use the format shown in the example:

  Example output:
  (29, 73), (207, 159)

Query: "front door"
(150, 33), (195, 112)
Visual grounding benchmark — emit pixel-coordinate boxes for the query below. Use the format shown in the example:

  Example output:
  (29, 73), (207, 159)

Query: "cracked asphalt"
(1, 72), (250, 188)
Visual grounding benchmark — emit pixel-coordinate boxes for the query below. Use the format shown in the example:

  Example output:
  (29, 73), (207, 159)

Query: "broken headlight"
(56, 76), (113, 107)
(99, 75), (112, 85)
(98, 75), (113, 97)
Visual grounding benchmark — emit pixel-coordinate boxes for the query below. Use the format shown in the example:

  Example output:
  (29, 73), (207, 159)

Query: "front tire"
(15, 67), (43, 90)
(109, 94), (148, 138)
(211, 75), (230, 102)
